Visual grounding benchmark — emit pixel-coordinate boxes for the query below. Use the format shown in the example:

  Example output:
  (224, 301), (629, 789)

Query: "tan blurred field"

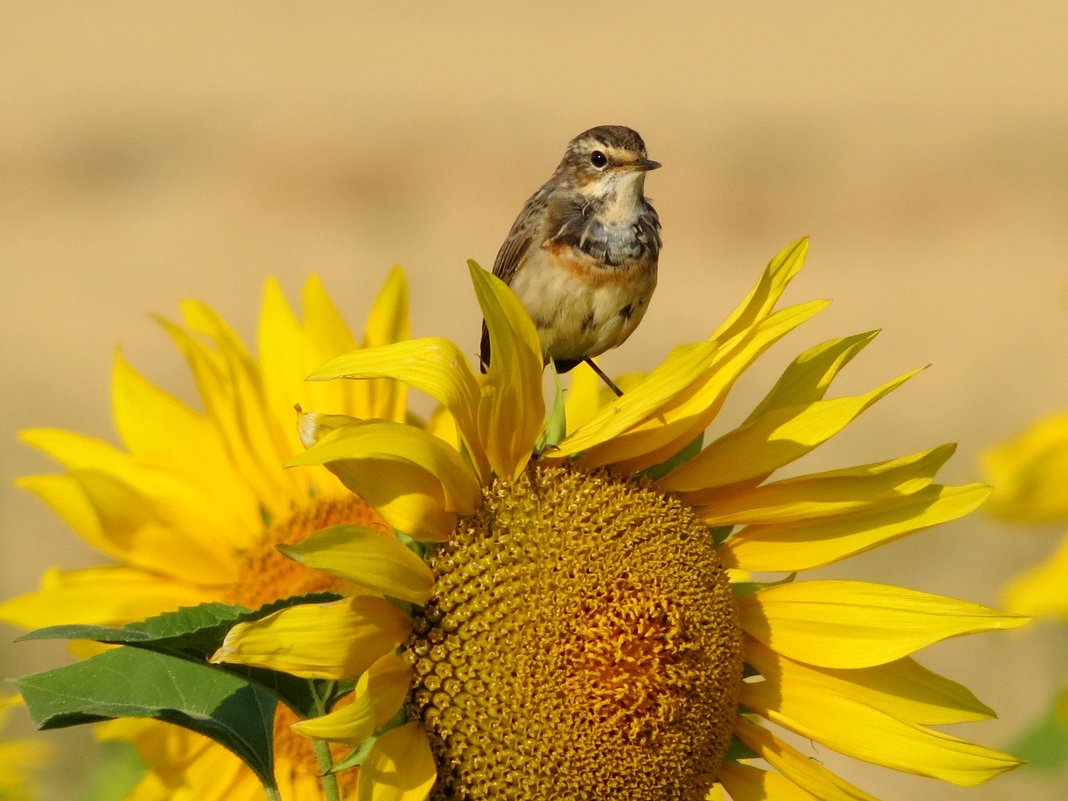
(2, 2), (1067, 798)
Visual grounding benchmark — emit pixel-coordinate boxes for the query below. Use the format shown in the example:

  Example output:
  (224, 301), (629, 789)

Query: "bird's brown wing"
(492, 182), (551, 282)
(480, 188), (547, 372)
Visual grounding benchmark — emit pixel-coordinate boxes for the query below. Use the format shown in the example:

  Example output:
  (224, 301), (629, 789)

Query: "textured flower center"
(406, 466), (744, 801)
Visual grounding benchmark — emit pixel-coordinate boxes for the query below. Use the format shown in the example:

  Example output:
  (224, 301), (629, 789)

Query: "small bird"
(480, 125), (661, 395)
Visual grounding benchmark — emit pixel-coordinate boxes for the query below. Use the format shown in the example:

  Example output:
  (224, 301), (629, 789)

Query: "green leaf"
(18, 594), (349, 722)
(730, 572), (796, 600)
(332, 735), (377, 772)
(1010, 691), (1068, 772)
(710, 525), (734, 546)
(232, 668), (351, 721)
(535, 367), (568, 455)
(722, 733), (759, 761)
(642, 432), (704, 481)
(19, 592), (342, 657)
(15, 647), (279, 793)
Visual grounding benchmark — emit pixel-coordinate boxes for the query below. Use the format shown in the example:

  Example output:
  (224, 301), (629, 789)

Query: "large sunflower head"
(2, 271), (412, 800)
(215, 239), (1029, 801)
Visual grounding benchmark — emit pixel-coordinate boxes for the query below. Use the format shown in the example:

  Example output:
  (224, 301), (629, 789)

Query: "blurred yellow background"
(2, 2), (1066, 798)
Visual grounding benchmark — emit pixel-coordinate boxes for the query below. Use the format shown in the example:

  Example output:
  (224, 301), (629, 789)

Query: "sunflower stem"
(313, 739), (343, 801)
(535, 365), (567, 454)
(306, 681), (344, 801)
(265, 786), (284, 801)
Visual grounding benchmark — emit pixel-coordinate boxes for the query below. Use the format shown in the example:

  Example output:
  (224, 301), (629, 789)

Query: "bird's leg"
(583, 358), (624, 397)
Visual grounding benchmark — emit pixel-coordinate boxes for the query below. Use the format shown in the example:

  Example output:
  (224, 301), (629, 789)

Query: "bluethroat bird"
(480, 125), (661, 396)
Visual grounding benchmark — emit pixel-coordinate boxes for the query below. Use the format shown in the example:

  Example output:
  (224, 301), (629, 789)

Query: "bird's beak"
(635, 157), (662, 171)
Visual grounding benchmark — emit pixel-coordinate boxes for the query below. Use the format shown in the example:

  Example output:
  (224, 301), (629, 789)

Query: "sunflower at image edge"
(983, 406), (1068, 620)
(982, 406), (1068, 734)
(213, 238), (1029, 801)
(1, 271), (415, 800)
(0, 693), (49, 801)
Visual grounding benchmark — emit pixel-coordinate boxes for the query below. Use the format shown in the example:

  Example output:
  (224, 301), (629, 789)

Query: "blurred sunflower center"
(406, 465), (744, 801)
(224, 496), (385, 612)
(273, 704), (358, 794)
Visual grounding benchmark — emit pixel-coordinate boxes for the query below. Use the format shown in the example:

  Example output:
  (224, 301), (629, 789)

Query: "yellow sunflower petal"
(425, 404), (461, 450)
(0, 741), (48, 792)
(298, 414), (476, 508)
(562, 362), (650, 439)
(15, 471), (117, 561)
(721, 483), (990, 572)
(468, 261), (544, 480)
(0, 693), (18, 717)
(734, 715), (880, 801)
(16, 466), (238, 584)
(711, 237), (810, 343)
(93, 717), (158, 743)
(280, 525), (435, 605)
(86, 467), (244, 581)
(290, 418), (479, 540)
(20, 427), (126, 479)
(308, 337), (487, 480)
(563, 300), (830, 470)
(296, 410), (362, 444)
(1002, 531), (1068, 617)
(301, 274), (361, 365)
(360, 270), (410, 416)
(744, 637), (994, 725)
(982, 407), (1068, 522)
(739, 580), (1030, 669)
(742, 331), (879, 423)
(159, 314), (301, 517)
(362, 267), (412, 423)
(363, 267), (410, 348)
(257, 276), (373, 462)
(291, 654), (411, 744)
(357, 721), (436, 801)
(20, 426), (252, 560)
(660, 368), (924, 493)
(365, 658), (413, 729)
(112, 724), (240, 801)
(324, 464), (455, 542)
(211, 596), (410, 680)
(0, 565), (209, 629)
(257, 277), (308, 443)
(300, 274), (388, 423)
(718, 761), (820, 801)
(550, 341), (720, 457)
(691, 444), (956, 522)
(556, 238), (814, 468)
(112, 353), (255, 526)
(22, 421), (252, 569)
(740, 664), (1021, 785)
(563, 360), (611, 434)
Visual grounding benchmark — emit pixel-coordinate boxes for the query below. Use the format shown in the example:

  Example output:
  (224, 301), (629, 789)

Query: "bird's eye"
(590, 150), (608, 168)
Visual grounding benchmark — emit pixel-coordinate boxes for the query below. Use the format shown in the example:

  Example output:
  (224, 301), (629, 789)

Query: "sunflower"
(213, 239), (1027, 801)
(983, 407), (1068, 618)
(982, 406), (1068, 763)
(1, 270), (412, 800)
(0, 694), (48, 801)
